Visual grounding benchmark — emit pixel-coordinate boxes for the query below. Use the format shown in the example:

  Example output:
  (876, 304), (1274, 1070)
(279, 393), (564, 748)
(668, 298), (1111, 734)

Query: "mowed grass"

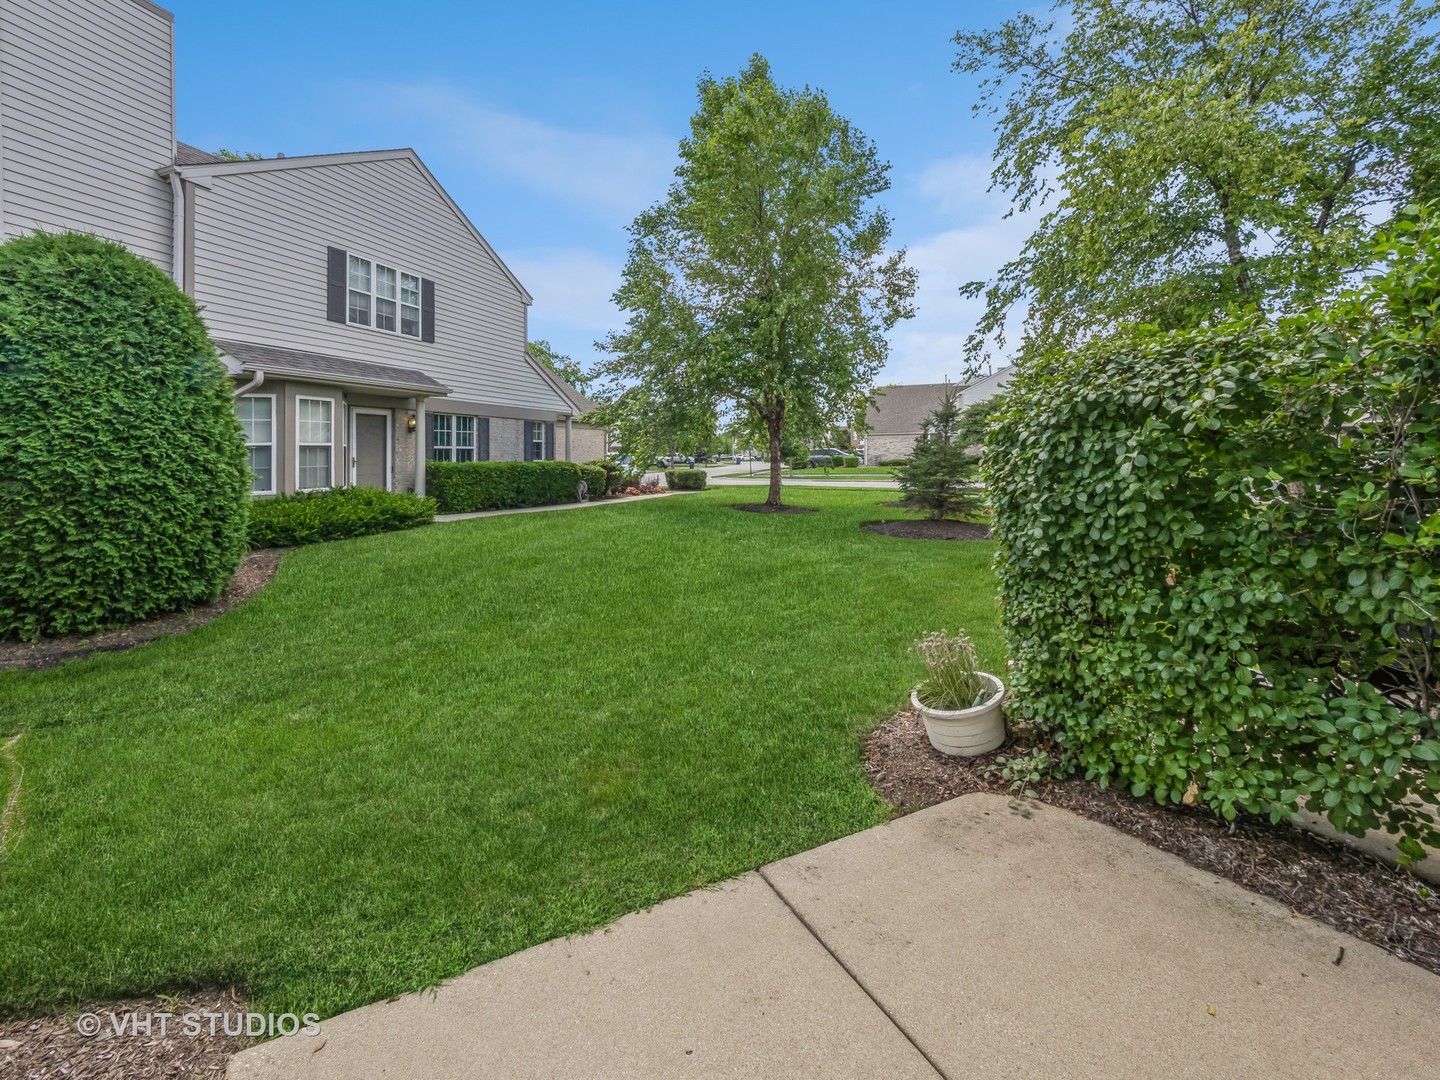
(0, 489), (1000, 1018)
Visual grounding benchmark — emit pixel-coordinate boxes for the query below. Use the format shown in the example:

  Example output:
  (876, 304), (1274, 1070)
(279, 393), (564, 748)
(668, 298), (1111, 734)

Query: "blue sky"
(166, 0), (1033, 385)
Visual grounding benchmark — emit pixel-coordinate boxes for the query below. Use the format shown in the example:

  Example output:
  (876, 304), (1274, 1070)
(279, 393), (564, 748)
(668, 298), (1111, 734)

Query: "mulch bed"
(1, 991), (253, 1079)
(862, 519), (992, 541)
(731, 503), (816, 514)
(865, 708), (1440, 976)
(0, 548), (288, 671)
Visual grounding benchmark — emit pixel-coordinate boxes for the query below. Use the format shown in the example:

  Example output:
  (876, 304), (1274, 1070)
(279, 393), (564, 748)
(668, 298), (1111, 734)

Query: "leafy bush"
(426, 460), (583, 514)
(579, 463), (607, 501)
(841, 455), (860, 468)
(0, 232), (250, 639)
(588, 458), (627, 496)
(249, 487), (434, 548)
(985, 208), (1440, 859)
(789, 455), (809, 470)
(665, 468), (708, 490)
(895, 388), (983, 521)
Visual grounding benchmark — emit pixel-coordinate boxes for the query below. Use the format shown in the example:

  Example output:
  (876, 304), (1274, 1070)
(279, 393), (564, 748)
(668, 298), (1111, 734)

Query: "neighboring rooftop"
(864, 367), (1014, 434)
(175, 142), (228, 166)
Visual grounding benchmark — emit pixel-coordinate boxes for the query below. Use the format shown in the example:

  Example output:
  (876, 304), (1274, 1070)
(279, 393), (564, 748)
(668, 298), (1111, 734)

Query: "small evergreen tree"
(894, 386), (982, 520)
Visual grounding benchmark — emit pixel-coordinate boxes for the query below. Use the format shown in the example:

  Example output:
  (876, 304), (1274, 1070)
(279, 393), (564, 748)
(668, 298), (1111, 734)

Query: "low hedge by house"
(426, 460), (583, 514)
(841, 455), (860, 468)
(579, 463), (607, 500)
(249, 487), (435, 548)
(665, 468), (707, 490)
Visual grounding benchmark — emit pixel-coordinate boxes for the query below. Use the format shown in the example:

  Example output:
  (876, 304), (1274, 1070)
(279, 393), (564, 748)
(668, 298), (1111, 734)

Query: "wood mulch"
(862, 519), (992, 540)
(0, 991), (254, 1080)
(0, 549), (288, 671)
(731, 503), (816, 514)
(865, 708), (1440, 977)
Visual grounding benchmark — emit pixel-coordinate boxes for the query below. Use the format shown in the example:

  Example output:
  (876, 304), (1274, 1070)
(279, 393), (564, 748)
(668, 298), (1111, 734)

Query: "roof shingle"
(214, 339), (449, 393)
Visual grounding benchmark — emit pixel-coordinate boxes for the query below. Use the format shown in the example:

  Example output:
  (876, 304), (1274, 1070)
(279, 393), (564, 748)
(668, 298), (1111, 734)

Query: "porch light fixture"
(406, 413), (418, 432)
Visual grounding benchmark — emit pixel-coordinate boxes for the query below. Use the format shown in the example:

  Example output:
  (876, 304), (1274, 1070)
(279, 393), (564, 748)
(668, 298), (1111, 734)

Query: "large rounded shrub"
(0, 232), (250, 639)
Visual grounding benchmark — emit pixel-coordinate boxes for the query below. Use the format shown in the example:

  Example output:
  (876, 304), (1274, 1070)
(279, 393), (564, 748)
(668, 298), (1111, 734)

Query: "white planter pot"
(912, 674), (1006, 757)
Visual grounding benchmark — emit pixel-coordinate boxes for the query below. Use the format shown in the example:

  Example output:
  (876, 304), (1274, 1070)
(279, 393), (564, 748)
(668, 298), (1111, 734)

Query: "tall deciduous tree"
(598, 55), (916, 508)
(954, 0), (1440, 366)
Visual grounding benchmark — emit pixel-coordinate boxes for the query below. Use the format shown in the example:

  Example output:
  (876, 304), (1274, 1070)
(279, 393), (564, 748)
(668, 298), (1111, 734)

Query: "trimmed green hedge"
(579, 463), (607, 500)
(985, 209), (1440, 859)
(665, 468), (708, 491)
(249, 488), (435, 548)
(0, 232), (250, 639)
(427, 460), (583, 514)
(841, 455), (860, 468)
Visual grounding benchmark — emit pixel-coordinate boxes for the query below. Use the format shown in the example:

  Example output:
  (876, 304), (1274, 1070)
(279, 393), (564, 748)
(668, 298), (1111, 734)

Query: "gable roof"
(215, 339), (450, 395)
(864, 367), (1015, 434)
(864, 383), (954, 435)
(167, 147), (533, 305)
(525, 350), (601, 419)
(175, 142), (226, 165)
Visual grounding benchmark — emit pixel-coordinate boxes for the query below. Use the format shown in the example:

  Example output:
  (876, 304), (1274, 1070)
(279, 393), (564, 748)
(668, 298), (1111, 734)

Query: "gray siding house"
(862, 367), (1015, 463)
(0, 0), (593, 498)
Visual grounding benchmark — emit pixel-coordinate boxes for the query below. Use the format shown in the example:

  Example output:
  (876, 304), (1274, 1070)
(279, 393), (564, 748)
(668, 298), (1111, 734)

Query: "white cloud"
(355, 81), (675, 219)
(880, 156), (1041, 384)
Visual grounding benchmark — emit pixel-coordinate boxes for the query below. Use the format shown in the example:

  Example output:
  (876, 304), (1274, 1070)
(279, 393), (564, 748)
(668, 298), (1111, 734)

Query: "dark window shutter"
(477, 417), (490, 461)
(326, 247), (347, 323)
(424, 413), (437, 460)
(544, 422), (555, 461)
(421, 279), (436, 342)
(523, 421), (535, 461)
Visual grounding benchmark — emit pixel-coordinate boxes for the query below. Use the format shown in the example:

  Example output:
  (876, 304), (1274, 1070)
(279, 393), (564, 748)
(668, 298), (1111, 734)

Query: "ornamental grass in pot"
(911, 629), (1006, 756)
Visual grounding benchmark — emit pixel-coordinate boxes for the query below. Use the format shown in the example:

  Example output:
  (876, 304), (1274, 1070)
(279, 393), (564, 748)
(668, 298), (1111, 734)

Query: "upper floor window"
(346, 254), (422, 339)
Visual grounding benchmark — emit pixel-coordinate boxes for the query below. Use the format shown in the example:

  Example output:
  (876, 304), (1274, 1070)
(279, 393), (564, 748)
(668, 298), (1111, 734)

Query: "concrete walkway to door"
(228, 793), (1437, 1079)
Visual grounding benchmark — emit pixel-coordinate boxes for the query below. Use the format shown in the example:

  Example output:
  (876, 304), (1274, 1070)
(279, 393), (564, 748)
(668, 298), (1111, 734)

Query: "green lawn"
(0, 489), (1000, 1018)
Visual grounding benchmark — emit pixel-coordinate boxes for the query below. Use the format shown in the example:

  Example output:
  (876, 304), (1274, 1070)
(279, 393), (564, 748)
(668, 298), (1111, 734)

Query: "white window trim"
(239, 393), (276, 496)
(295, 396), (335, 492)
(429, 412), (478, 463)
(345, 250), (423, 340)
(350, 407), (393, 491)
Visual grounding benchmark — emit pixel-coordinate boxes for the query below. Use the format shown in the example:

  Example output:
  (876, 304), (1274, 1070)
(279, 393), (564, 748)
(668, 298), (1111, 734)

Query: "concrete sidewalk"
(228, 795), (1437, 1080)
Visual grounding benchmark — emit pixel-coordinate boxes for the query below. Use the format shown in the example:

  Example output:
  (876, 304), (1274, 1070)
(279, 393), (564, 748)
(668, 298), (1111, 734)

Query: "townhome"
(0, 0), (592, 497)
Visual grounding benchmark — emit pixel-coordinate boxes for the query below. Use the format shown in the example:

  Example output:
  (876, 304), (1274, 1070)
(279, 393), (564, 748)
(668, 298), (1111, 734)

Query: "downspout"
(168, 171), (185, 289)
(232, 369), (264, 397)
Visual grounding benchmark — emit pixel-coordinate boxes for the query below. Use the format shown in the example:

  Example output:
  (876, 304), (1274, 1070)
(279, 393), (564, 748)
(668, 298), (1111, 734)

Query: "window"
(236, 395), (274, 494)
(347, 254), (421, 338)
(530, 421), (546, 461)
(296, 397), (333, 490)
(429, 414), (476, 462)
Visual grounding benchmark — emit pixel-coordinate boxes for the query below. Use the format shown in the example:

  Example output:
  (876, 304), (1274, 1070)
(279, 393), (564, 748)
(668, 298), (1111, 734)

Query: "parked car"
(805, 449), (845, 468)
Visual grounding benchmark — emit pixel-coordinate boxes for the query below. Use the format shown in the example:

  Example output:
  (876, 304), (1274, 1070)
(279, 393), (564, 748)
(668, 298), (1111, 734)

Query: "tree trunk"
(766, 413), (784, 508)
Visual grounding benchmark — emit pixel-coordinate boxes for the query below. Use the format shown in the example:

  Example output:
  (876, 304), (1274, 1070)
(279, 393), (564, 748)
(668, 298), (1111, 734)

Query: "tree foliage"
(954, 0), (1440, 366)
(894, 386), (983, 520)
(0, 232), (250, 639)
(529, 339), (594, 395)
(954, 394), (1007, 450)
(984, 206), (1440, 856)
(597, 55), (916, 506)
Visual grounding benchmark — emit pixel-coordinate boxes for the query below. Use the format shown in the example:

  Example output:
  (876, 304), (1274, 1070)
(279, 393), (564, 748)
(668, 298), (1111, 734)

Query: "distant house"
(0, 0), (593, 498)
(862, 367), (1015, 463)
(528, 354), (610, 462)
